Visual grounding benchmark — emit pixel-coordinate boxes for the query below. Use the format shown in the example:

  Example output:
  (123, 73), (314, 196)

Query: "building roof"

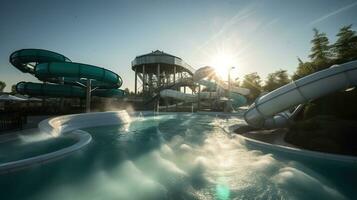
(135, 50), (180, 60)
(131, 50), (195, 74)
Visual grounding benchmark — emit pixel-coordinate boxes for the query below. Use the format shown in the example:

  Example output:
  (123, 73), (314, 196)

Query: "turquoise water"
(0, 133), (76, 163)
(0, 113), (356, 199)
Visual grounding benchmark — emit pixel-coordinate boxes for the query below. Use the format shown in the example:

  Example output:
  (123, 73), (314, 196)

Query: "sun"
(210, 52), (235, 79)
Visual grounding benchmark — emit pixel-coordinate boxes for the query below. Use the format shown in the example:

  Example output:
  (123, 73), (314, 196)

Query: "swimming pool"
(0, 113), (356, 199)
(0, 133), (76, 163)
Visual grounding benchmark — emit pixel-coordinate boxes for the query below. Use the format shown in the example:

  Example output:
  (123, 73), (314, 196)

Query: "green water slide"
(10, 49), (125, 98)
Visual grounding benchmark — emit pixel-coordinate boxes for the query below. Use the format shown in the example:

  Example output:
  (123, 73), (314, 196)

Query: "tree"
(11, 84), (17, 94)
(309, 28), (331, 67)
(293, 28), (333, 80)
(292, 57), (317, 80)
(241, 72), (262, 101)
(264, 69), (290, 92)
(124, 88), (130, 95)
(332, 24), (357, 62)
(0, 81), (6, 92)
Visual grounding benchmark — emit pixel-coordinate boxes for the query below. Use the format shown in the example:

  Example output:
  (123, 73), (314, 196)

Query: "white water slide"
(160, 89), (220, 102)
(160, 66), (250, 105)
(244, 60), (357, 128)
(193, 66), (250, 95)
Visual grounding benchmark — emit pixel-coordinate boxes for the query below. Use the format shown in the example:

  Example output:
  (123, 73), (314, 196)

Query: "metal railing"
(0, 112), (26, 132)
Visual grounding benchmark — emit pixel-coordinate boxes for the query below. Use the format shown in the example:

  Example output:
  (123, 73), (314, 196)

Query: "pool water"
(0, 133), (76, 163)
(0, 113), (356, 199)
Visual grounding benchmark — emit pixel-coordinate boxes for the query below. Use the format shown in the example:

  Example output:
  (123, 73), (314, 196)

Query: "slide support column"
(86, 79), (91, 113)
(197, 84), (201, 111)
(135, 67), (137, 94)
(174, 66), (176, 84)
(142, 65), (146, 93)
(60, 77), (64, 111)
(157, 64), (160, 87)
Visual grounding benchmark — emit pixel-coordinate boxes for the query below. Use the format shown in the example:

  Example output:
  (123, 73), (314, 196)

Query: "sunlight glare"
(209, 50), (242, 80)
(211, 53), (233, 78)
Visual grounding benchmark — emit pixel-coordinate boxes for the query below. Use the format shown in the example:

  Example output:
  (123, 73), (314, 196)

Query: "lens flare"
(209, 50), (241, 80)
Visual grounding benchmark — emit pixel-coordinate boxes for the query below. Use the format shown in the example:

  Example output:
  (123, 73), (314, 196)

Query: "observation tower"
(131, 50), (195, 95)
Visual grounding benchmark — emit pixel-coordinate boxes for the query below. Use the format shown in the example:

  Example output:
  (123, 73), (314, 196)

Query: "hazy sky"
(1, 0), (357, 92)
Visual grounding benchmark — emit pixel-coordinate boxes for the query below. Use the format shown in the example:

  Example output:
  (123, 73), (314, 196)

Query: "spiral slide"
(244, 60), (357, 129)
(10, 49), (125, 98)
(160, 66), (249, 109)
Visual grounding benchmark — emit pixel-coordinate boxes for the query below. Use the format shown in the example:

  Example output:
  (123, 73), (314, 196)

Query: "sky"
(1, 0), (357, 92)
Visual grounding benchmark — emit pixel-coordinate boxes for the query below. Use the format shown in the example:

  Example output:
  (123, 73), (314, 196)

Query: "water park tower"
(131, 50), (249, 111)
(131, 50), (195, 95)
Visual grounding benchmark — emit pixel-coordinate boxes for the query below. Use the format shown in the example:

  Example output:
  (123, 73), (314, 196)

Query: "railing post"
(142, 65), (146, 93)
(86, 79), (91, 113)
(135, 67), (137, 94)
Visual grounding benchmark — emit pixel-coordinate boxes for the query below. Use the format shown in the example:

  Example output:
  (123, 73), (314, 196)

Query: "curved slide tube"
(10, 49), (125, 98)
(244, 60), (357, 128)
(197, 79), (250, 95)
(160, 89), (197, 102)
(160, 89), (247, 108)
(160, 66), (249, 109)
(195, 66), (249, 108)
(160, 88), (247, 109)
(160, 89), (221, 102)
(194, 66), (250, 95)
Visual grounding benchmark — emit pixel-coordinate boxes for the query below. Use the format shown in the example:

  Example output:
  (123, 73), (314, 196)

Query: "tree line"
(239, 24), (357, 101)
(0, 81), (5, 93)
(0, 81), (17, 94)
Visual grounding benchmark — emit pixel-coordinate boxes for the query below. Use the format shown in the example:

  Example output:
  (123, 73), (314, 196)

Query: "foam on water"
(0, 114), (354, 199)
(37, 160), (168, 200)
(18, 132), (54, 144)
